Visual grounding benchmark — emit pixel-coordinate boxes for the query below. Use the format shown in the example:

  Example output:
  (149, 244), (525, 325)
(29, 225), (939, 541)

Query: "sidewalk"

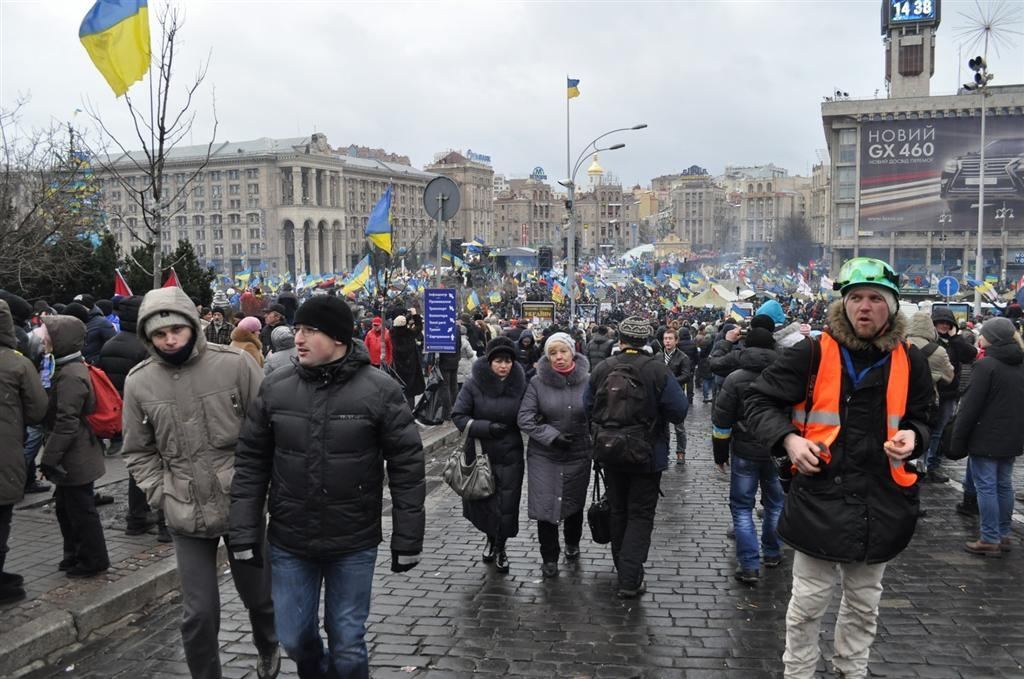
(0, 423), (459, 677)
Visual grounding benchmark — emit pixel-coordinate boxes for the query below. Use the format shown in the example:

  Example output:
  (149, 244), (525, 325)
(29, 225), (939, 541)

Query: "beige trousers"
(783, 551), (887, 679)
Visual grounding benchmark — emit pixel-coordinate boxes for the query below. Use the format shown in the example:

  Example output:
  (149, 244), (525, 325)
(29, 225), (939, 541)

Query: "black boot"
(0, 573), (25, 604)
(957, 495), (979, 517)
(482, 537), (496, 564)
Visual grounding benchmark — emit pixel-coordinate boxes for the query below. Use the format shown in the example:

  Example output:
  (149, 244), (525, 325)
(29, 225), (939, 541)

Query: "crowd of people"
(2, 252), (1023, 679)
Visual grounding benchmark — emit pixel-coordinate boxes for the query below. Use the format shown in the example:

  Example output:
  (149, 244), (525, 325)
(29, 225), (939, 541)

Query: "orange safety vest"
(791, 333), (917, 487)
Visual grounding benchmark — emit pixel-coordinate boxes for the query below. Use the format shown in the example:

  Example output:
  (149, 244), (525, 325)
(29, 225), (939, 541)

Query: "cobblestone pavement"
(24, 401), (1024, 678)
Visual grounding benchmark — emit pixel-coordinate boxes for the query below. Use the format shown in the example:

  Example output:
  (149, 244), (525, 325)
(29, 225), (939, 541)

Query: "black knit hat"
(745, 327), (776, 349)
(293, 296), (354, 344)
(267, 303), (286, 316)
(63, 302), (90, 324)
(485, 336), (517, 362)
(750, 314), (775, 332)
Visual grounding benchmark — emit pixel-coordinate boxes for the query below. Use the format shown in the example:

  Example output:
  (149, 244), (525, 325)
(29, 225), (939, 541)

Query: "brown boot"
(964, 540), (1003, 557)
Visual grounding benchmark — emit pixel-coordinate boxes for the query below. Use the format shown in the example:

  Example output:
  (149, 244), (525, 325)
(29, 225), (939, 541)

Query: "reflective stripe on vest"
(790, 333), (916, 487)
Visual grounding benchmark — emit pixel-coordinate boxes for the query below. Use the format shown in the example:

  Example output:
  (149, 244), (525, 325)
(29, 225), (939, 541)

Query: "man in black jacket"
(95, 296), (169, 542)
(230, 296), (425, 679)
(676, 327), (699, 403)
(656, 327), (692, 464)
(744, 257), (933, 679)
(258, 304), (288, 357)
(922, 306), (977, 483)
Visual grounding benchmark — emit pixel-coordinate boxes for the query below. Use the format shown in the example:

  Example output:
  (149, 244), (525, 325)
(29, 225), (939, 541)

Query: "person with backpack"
(586, 317), (688, 599)
(743, 257), (934, 679)
(38, 315), (111, 578)
(517, 332), (592, 578)
(905, 311), (954, 403)
(122, 287), (279, 679)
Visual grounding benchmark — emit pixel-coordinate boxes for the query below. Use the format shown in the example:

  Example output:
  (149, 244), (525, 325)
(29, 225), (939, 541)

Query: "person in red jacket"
(364, 316), (392, 366)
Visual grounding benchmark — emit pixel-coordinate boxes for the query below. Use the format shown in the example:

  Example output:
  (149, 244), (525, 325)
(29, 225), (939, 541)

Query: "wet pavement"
(22, 400), (1024, 678)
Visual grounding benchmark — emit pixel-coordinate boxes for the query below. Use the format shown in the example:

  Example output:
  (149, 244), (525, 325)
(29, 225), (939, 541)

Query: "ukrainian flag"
(489, 291), (502, 304)
(365, 185), (393, 255)
(341, 255), (372, 295)
(80, 0), (151, 97)
(567, 77), (580, 99)
(466, 291), (481, 311)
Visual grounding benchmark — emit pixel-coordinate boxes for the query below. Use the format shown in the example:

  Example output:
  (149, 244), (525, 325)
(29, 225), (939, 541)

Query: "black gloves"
(489, 422), (509, 438)
(391, 550), (421, 573)
(552, 433), (576, 450)
(39, 463), (68, 484)
(230, 543), (263, 568)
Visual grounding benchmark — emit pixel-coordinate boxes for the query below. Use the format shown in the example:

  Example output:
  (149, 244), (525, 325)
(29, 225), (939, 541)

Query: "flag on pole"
(341, 255), (372, 295)
(79, 0), (151, 97)
(162, 267), (180, 288)
(364, 185), (393, 255)
(114, 269), (133, 297)
(567, 77), (580, 99)
(466, 290), (480, 311)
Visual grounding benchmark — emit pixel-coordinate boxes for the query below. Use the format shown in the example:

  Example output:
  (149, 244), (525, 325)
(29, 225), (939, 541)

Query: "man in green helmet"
(744, 257), (935, 679)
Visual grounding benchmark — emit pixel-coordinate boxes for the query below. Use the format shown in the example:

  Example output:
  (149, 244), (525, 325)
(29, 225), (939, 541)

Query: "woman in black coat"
(391, 317), (425, 410)
(451, 337), (527, 573)
(516, 332), (540, 380)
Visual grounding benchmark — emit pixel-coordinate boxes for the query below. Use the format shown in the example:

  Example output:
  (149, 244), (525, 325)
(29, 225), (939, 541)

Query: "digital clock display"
(890, 0), (937, 24)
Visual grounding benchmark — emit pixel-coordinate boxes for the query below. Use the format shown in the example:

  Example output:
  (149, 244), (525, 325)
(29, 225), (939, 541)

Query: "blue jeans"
(969, 457), (1014, 544)
(729, 456), (784, 571)
(925, 396), (956, 470)
(269, 545), (378, 679)
(701, 377), (714, 401)
(23, 425), (45, 486)
(963, 462), (976, 498)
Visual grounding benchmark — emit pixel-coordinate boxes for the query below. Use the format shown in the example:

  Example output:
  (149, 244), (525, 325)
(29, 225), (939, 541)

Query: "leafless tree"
(86, 4), (217, 289)
(0, 100), (103, 293)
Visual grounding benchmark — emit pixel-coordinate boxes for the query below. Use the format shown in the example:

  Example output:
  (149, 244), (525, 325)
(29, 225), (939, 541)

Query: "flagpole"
(566, 75), (574, 325)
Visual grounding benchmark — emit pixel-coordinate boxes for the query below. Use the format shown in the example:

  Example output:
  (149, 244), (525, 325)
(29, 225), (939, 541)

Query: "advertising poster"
(859, 115), (1024, 233)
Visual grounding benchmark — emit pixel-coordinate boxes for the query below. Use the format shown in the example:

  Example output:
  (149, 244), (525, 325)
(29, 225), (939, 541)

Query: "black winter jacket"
(936, 331), (977, 397)
(709, 338), (743, 378)
(677, 334), (699, 368)
(656, 348), (692, 389)
(744, 301), (934, 564)
(712, 346), (778, 464)
(586, 335), (614, 369)
(229, 340), (425, 559)
(452, 358), (527, 540)
(951, 340), (1024, 460)
(95, 331), (149, 395)
(83, 307), (116, 364)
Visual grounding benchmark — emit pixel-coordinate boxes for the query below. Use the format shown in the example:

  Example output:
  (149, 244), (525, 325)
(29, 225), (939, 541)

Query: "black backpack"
(591, 355), (656, 466)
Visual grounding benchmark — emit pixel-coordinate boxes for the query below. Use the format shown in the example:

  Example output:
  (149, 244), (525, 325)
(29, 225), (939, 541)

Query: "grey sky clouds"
(1, 0), (1021, 188)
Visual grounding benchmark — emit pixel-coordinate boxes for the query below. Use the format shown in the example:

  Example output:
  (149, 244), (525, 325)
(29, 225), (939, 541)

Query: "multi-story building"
(663, 167), (728, 251)
(98, 133), (436, 278)
(425, 151), (495, 245)
(573, 155), (626, 257)
(821, 4), (1024, 286)
(810, 161), (832, 253)
(492, 174), (509, 198)
(493, 177), (559, 249)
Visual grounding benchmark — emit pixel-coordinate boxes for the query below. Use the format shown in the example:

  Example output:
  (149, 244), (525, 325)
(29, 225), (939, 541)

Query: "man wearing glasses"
(744, 257), (934, 679)
(230, 295), (425, 679)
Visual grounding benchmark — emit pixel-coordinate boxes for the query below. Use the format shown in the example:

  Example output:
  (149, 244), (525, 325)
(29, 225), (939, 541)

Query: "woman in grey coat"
(517, 332), (592, 578)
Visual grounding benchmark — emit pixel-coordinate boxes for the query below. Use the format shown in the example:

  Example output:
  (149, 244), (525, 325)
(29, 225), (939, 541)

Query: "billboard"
(859, 114), (1024, 233)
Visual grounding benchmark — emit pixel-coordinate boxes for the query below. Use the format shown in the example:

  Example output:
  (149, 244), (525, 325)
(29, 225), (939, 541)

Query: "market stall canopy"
(682, 285), (735, 309)
(621, 244), (655, 261)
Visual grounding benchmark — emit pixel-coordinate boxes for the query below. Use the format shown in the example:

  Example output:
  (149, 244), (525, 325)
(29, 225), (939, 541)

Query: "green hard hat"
(832, 257), (901, 297)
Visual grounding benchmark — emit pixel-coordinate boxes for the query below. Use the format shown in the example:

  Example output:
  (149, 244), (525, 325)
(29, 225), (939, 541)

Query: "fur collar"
(826, 298), (906, 353)
(470, 355), (526, 396)
(536, 353), (590, 387)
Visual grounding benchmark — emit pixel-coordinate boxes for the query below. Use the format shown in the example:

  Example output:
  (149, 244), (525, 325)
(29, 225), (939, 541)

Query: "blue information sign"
(937, 276), (959, 298)
(424, 288), (457, 353)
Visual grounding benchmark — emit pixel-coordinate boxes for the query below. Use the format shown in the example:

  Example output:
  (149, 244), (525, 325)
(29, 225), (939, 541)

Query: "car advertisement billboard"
(859, 115), (1024, 233)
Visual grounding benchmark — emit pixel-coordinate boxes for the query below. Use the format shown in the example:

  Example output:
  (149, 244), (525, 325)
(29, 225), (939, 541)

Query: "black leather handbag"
(587, 466), (611, 544)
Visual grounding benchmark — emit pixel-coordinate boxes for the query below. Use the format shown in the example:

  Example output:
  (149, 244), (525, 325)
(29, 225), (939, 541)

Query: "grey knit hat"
(980, 317), (1016, 346)
(619, 316), (652, 342)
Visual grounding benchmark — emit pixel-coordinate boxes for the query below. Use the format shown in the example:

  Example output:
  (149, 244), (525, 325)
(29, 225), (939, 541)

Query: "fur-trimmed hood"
(826, 298), (906, 353)
(470, 353), (527, 396)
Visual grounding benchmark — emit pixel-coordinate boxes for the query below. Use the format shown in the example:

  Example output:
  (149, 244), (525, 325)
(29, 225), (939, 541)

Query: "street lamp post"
(964, 54), (993, 318)
(997, 204), (1015, 283)
(561, 124), (647, 324)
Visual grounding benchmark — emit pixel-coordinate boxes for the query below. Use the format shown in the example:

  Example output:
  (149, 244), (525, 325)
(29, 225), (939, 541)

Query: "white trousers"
(783, 551), (887, 679)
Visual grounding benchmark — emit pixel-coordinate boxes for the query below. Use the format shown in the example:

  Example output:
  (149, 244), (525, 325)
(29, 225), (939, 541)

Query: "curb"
(5, 423), (458, 676)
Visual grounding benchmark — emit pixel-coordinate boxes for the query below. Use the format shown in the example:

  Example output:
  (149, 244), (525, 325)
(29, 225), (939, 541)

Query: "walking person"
(587, 317), (688, 598)
(744, 257), (934, 679)
(122, 287), (279, 679)
(230, 295), (425, 679)
(517, 332), (592, 578)
(952, 317), (1024, 556)
(711, 326), (784, 585)
(922, 306), (976, 483)
(656, 328), (692, 464)
(38, 315), (111, 578)
(0, 300), (49, 603)
(452, 337), (527, 574)
(391, 315), (425, 410)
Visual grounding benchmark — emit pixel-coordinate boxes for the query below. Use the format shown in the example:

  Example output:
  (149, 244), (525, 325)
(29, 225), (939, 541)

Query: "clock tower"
(881, 0), (941, 98)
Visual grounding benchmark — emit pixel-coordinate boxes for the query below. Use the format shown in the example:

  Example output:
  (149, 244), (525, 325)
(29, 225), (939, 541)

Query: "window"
(211, 185), (222, 197)
(231, 243), (243, 255)
(899, 43), (924, 76)
(176, 216), (187, 226)
(193, 186), (205, 197)
(249, 228), (261, 239)
(195, 228), (205, 241)
(228, 169), (240, 180)
(212, 199), (222, 210)
(838, 204), (855, 238)
(178, 229), (188, 241)
(196, 244), (206, 257)
(229, 184), (240, 195)
(246, 168), (259, 179)
(211, 214), (222, 225)
(210, 171), (222, 181)
(231, 228), (242, 240)
(162, 230), (171, 241)
(193, 215), (205, 226)
(838, 128), (857, 164)
(213, 244), (223, 256)
(837, 167), (856, 199)
(212, 228), (224, 240)
(229, 199), (241, 209)
(247, 213), (260, 224)
(194, 200), (205, 211)
(248, 183), (259, 195)
(247, 198), (260, 208)
(249, 243), (261, 255)
(229, 214), (240, 224)
(127, 218), (137, 229)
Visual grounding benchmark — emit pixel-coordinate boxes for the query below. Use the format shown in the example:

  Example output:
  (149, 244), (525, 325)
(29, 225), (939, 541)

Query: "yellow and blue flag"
(489, 291), (502, 304)
(466, 291), (480, 311)
(80, 0), (151, 97)
(365, 185), (393, 255)
(567, 77), (580, 99)
(342, 255), (372, 295)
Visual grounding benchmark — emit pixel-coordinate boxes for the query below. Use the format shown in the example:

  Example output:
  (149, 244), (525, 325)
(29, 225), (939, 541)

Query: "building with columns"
(424, 151), (495, 245)
(493, 178), (560, 249)
(821, 4), (1024, 285)
(98, 133), (436, 279)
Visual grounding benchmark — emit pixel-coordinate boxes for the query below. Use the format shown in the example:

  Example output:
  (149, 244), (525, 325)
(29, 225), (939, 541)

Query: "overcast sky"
(2, 0), (1022, 188)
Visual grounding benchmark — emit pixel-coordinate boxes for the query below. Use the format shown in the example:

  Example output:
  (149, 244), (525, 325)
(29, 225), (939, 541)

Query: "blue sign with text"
(937, 276), (959, 298)
(424, 288), (458, 353)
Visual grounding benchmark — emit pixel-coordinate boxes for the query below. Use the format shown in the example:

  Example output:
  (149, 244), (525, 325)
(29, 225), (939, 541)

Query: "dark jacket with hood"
(230, 339), (426, 559)
(586, 334), (614, 369)
(516, 333), (541, 378)
(0, 300), (48, 504)
(951, 337), (1024, 460)
(452, 357), (527, 540)
(95, 296), (148, 395)
(392, 324), (426, 397)
(931, 306), (977, 397)
(83, 306), (117, 364)
(676, 330), (699, 370)
(744, 299), (934, 564)
(712, 346), (778, 463)
(0, 290), (32, 356)
(518, 354), (592, 524)
(39, 315), (105, 486)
